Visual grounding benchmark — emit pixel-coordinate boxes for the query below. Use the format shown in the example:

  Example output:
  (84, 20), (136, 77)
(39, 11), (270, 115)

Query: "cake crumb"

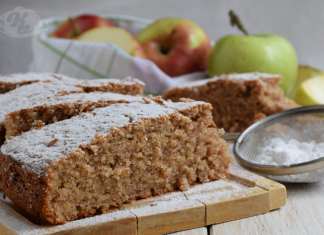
(33, 120), (45, 129)
(47, 138), (58, 147)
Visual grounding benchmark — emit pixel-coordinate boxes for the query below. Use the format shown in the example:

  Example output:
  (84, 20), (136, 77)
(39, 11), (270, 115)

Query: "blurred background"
(0, 0), (323, 74)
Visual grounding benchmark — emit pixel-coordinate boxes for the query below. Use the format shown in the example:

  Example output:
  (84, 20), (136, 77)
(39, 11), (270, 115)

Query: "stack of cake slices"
(0, 73), (145, 144)
(0, 73), (231, 224)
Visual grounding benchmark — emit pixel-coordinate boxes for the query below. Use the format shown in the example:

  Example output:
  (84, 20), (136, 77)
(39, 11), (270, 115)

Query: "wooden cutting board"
(0, 163), (286, 235)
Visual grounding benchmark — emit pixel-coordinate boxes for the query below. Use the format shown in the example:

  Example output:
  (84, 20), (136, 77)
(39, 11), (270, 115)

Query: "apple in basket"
(137, 17), (212, 77)
(51, 14), (115, 39)
(77, 27), (144, 57)
(52, 14), (144, 57)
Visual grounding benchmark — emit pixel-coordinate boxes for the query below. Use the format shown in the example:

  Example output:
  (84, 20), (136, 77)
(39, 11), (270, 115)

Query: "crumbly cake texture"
(0, 73), (144, 95)
(0, 101), (230, 224)
(4, 91), (145, 138)
(164, 73), (297, 132)
(0, 74), (144, 143)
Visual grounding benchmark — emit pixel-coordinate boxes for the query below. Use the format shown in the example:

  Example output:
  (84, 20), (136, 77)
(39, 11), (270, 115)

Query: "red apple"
(137, 18), (212, 77)
(52, 14), (115, 39)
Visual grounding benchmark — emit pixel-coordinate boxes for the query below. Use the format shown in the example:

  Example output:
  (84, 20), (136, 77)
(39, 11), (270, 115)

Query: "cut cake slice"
(0, 100), (230, 224)
(78, 77), (144, 95)
(4, 92), (145, 138)
(0, 73), (144, 95)
(164, 73), (297, 132)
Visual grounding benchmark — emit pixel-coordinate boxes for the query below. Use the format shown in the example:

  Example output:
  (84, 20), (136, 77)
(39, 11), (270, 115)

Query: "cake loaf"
(164, 73), (297, 132)
(0, 73), (144, 95)
(0, 100), (230, 224)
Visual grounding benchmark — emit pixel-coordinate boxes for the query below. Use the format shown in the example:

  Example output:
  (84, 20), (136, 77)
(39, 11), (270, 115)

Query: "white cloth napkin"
(30, 15), (207, 94)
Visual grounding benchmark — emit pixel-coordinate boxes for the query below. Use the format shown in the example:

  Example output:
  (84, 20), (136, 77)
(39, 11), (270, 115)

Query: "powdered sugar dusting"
(0, 73), (58, 84)
(184, 179), (251, 202)
(1, 101), (206, 176)
(81, 77), (145, 87)
(0, 81), (82, 122)
(254, 137), (324, 166)
(123, 191), (187, 210)
(46, 92), (144, 105)
(129, 198), (202, 217)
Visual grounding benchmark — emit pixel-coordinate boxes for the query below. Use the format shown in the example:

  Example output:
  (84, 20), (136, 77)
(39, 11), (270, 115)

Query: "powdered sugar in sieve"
(234, 105), (324, 183)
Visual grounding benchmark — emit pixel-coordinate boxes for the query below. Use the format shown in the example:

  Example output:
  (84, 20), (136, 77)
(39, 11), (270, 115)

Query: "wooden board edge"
(51, 216), (137, 235)
(0, 225), (17, 235)
(204, 187), (270, 225)
(254, 178), (287, 211)
(135, 203), (205, 235)
(228, 165), (287, 210)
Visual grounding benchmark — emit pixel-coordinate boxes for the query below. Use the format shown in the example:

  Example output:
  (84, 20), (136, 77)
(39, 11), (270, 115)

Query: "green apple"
(137, 17), (211, 77)
(295, 76), (324, 105)
(208, 34), (298, 96)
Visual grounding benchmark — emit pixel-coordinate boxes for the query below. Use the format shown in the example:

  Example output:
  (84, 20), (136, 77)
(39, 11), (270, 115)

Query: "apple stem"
(228, 10), (249, 35)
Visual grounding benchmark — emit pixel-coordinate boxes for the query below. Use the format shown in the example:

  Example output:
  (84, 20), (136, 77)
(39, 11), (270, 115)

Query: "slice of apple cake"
(164, 73), (297, 132)
(4, 92), (145, 138)
(0, 100), (230, 224)
(0, 73), (144, 95)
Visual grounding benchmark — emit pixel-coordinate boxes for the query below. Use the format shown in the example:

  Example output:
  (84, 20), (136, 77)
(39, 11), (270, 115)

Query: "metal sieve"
(233, 105), (324, 183)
